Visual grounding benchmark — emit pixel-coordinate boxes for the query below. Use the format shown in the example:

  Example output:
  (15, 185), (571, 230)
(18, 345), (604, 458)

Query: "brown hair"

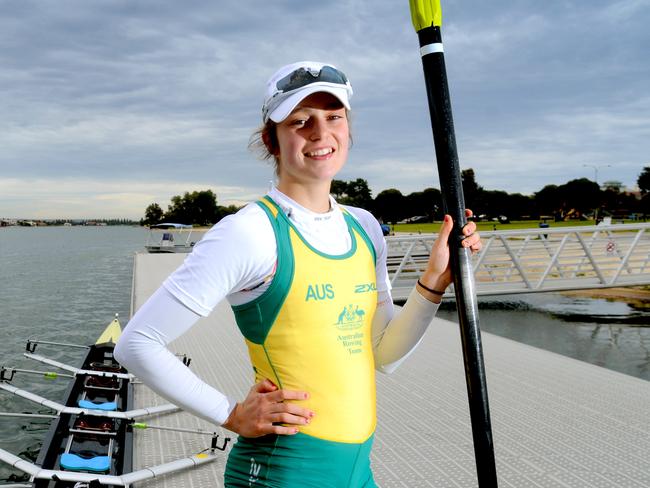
(248, 121), (280, 175)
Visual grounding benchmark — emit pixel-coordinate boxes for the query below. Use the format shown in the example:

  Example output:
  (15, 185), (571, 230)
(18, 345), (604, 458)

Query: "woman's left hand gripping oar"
(417, 209), (482, 302)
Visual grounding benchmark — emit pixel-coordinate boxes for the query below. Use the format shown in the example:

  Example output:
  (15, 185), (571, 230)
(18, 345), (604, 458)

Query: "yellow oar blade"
(96, 317), (122, 345)
(409, 0), (442, 32)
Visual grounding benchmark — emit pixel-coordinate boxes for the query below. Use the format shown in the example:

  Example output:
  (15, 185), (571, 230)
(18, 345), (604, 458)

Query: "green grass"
(391, 219), (640, 234)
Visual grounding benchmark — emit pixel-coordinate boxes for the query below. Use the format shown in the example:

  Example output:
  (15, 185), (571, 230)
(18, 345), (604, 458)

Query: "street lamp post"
(583, 164), (612, 224)
(583, 164), (612, 185)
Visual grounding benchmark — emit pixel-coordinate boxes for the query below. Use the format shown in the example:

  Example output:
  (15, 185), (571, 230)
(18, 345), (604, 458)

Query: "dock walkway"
(130, 253), (650, 487)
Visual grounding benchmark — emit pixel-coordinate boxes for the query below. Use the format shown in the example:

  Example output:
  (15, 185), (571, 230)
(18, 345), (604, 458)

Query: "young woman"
(115, 61), (481, 487)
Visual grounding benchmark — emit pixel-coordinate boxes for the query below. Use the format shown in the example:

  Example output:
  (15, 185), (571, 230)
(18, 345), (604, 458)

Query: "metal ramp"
(388, 223), (650, 300)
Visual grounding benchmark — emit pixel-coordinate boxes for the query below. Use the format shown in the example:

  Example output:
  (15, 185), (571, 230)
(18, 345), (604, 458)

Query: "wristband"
(417, 279), (445, 296)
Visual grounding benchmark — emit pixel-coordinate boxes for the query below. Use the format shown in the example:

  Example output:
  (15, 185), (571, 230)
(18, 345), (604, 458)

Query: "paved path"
(129, 253), (650, 487)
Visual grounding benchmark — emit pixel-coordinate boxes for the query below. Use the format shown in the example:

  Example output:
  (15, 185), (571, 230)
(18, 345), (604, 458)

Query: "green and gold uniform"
(225, 196), (378, 487)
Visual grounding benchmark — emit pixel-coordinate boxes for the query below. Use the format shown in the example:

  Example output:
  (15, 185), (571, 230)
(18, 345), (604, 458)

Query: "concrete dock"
(129, 253), (650, 487)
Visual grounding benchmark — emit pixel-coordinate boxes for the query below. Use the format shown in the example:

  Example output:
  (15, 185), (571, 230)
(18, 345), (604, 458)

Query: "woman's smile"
(304, 147), (334, 159)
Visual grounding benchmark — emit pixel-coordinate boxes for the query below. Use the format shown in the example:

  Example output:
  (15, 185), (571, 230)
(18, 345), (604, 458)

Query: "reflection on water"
(438, 292), (650, 381)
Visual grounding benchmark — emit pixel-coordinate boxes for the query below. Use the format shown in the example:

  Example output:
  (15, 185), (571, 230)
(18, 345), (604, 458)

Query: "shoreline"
(561, 286), (650, 309)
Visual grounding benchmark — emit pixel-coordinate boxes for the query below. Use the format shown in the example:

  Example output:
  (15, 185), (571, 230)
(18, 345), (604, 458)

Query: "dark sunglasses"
(275, 66), (349, 94)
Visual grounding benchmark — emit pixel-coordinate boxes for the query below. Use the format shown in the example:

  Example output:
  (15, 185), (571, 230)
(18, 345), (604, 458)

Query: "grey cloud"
(1, 0), (648, 218)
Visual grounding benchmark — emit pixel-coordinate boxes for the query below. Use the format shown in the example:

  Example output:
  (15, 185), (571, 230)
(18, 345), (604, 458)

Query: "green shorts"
(224, 432), (376, 488)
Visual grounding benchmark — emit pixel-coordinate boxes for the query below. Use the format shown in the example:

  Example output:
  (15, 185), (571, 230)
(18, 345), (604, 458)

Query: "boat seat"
(78, 399), (118, 411)
(74, 418), (114, 432)
(85, 376), (120, 390)
(60, 453), (110, 473)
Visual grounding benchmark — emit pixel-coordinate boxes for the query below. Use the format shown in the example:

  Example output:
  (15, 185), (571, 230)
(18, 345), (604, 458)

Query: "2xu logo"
(354, 283), (377, 293)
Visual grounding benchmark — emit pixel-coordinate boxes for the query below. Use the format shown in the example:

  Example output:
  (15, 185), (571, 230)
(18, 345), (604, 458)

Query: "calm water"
(0, 226), (649, 483)
(439, 294), (650, 381)
(0, 226), (144, 483)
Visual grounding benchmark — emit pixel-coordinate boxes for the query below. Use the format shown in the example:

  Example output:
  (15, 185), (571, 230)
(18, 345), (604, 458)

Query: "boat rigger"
(0, 315), (229, 488)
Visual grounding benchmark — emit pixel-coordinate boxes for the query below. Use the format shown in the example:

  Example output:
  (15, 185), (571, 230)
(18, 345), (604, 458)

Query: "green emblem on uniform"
(335, 304), (365, 330)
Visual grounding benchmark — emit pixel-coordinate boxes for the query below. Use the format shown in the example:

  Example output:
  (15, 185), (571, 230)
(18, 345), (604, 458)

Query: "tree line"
(336, 168), (649, 224)
(454, 169), (648, 222)
(141, 190), (239, 226)
(141, 167), (650, 227)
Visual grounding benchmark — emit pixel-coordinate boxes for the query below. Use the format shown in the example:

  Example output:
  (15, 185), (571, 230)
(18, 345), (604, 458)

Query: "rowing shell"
(32, 316), (134, 487)
(0, 315), (228, 487)
(94, 318), (122, 346)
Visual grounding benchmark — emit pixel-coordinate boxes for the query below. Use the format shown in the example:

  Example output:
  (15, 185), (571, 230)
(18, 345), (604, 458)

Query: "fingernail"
(444, 215), (450, 222)
(293, 428), (299, 434)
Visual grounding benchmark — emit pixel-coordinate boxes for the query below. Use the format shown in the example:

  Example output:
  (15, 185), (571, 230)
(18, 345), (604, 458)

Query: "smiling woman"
(272, 92), (350, 210)
(114, 60), (482, 487)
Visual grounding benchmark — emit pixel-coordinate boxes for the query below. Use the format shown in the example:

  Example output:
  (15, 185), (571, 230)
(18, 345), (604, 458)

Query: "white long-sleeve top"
(114, 187), (440, 426)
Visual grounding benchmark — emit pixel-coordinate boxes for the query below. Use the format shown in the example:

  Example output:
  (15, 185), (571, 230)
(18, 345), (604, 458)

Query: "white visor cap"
(262, 61), (353, 123)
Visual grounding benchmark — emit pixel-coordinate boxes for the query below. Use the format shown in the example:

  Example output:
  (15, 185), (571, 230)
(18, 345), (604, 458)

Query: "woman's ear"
(262, 128), (279, 156)
(261, 132), (272, 154)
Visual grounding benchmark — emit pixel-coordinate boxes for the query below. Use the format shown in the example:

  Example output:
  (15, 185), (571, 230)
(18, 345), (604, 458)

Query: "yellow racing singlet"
(231, 196), (378, 444)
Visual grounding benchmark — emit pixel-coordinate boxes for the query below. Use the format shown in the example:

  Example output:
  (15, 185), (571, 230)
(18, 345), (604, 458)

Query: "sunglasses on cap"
(275, 65), (349, 94)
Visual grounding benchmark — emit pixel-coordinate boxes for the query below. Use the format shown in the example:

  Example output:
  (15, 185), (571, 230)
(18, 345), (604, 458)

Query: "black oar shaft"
(417, 27), (465, 229)
(416, 25), (498, 486)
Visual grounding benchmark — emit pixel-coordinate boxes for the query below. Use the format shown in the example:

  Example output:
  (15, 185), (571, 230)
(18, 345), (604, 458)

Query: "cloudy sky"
(1, 0), (649, 219)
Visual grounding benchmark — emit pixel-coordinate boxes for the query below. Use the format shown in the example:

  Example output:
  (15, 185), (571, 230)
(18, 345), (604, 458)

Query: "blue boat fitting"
(78, 399), (118, 411)
(60, 453), (111, 472)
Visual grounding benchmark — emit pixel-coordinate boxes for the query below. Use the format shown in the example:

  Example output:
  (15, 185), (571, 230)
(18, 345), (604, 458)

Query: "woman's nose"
(308, 118), (326, 141)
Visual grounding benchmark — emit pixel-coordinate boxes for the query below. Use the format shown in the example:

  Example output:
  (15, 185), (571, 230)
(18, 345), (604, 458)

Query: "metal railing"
(387, 223), (650, 300)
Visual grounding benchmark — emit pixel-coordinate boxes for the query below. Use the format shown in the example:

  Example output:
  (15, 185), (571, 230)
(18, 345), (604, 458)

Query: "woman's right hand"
(222, 378), (315, 437)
